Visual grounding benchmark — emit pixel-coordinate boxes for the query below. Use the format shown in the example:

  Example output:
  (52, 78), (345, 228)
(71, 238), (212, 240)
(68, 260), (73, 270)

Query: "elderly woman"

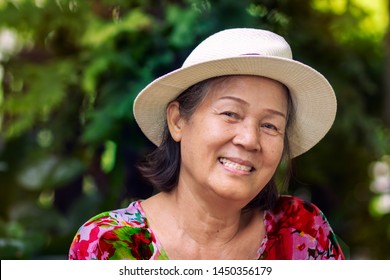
(69, 28), (345, 260)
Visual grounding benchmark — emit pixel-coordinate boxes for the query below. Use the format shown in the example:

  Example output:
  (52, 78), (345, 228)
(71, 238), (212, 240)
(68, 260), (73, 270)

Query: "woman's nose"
(232, 122), (261, 152)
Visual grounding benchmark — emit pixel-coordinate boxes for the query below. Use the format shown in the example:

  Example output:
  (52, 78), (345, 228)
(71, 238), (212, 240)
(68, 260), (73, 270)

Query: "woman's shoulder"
(270, 195), (324, 216)
(78, 200), (148, 231)
(68, 200), (163, 260)
(261, 195), (345, 260)
(265, 195), (328, 234)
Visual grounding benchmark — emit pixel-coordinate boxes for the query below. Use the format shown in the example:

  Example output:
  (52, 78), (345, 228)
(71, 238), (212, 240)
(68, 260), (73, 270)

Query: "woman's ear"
(166, 101), (184, 142)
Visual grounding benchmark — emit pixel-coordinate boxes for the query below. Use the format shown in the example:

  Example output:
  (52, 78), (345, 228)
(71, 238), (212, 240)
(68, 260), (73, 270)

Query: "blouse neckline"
(134, 199), (267, 260)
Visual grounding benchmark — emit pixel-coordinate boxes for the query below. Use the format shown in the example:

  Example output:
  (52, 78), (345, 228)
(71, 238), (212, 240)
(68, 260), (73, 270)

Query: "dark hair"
(137, 75), (294, 211)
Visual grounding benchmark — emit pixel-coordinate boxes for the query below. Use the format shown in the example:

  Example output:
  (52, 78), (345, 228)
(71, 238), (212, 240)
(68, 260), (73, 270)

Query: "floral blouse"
(68, 195), (345, 260)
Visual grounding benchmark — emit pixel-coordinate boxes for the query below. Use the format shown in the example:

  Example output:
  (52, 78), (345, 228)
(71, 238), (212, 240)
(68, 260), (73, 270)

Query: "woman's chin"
(209, 187), (256, 207)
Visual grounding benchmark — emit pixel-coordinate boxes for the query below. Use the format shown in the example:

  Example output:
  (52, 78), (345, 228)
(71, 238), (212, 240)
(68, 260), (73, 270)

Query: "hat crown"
(183, 28), (293, 67)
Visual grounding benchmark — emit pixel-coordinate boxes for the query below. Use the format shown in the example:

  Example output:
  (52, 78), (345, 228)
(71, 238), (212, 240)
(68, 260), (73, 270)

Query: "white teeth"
(219, 158), (252, 172)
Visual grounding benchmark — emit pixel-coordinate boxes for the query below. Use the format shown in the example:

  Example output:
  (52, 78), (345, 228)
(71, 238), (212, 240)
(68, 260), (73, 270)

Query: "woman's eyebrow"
(264, 109), (286, 119)
(217, 96), (286, 119)
(218, 96), (249, 106)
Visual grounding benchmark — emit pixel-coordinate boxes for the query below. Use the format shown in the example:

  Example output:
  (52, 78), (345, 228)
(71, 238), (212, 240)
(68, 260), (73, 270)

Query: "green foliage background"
(0, 0), (389, 259)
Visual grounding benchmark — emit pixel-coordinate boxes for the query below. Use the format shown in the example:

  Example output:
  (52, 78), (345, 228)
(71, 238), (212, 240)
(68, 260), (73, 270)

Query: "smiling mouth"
(218, 157), (255, 172)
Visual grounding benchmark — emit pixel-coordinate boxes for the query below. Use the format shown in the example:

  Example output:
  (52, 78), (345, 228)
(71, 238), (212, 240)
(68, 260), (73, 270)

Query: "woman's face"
(168, 76), (288, 207)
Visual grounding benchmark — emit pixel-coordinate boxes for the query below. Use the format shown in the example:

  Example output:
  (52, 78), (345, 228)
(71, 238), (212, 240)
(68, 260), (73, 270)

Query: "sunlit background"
(0, 0), (390, 259)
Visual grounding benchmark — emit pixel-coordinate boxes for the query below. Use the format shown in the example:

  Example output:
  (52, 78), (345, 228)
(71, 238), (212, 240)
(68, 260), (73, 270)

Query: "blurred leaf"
(82, 8), (152, 47)
(17, 155), (84, 191)
(2, 61), (74, 138)
(101, 140), (116, 173)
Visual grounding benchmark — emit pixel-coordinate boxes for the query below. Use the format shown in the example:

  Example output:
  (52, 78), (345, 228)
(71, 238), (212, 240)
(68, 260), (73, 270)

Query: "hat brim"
(133, 55), (336, 158)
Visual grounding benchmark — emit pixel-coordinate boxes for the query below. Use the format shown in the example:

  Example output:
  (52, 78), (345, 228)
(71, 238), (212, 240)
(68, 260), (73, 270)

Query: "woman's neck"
(169, 187), (248, 245)
(142, 190), (263, 259)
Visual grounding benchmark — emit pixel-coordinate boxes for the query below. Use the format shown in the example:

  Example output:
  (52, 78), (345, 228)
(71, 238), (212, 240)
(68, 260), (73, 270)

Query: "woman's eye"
(222, 111), (239, 119)
(261, 123), (281, 135)
(262, 123), (277, 130)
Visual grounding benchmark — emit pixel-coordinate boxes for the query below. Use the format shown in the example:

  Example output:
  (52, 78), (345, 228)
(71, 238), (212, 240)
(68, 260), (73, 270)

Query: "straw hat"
(133, 28), (336, 158)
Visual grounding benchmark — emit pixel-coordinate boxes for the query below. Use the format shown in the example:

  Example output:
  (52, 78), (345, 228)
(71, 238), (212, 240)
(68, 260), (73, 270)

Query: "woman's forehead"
(203, 75), (289, 104)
